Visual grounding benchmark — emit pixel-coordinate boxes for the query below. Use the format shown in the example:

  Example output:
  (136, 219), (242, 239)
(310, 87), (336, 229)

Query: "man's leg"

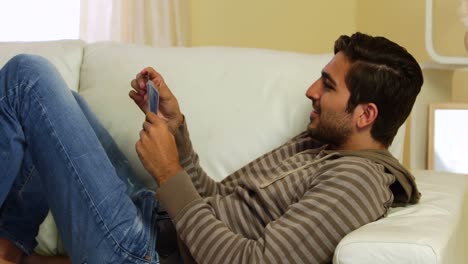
(71, 91), (145, 194)
(1, 90), (146, 263)
(0, 143), (49, 255)
(0, 54), (158, 263)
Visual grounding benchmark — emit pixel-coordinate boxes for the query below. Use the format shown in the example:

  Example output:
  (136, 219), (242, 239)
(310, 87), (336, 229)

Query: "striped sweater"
(158, 120), (418, 263)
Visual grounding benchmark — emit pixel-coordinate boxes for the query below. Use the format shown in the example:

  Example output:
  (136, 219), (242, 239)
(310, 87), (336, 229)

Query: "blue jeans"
(0, 54), (160, 263)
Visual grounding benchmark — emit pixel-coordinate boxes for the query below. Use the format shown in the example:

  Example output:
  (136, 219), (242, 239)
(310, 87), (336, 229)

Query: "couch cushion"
(79, 43), (406, 188)
(0, 40), (84, 91)
(333, 170), (468, 264)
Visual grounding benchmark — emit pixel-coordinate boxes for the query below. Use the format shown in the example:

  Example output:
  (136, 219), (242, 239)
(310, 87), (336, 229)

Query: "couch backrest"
(79, 42), (406, 188)
(0, 40), (84, 91)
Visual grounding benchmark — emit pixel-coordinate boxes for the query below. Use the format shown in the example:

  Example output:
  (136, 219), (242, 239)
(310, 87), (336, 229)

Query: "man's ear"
(356, 103), (378, 129)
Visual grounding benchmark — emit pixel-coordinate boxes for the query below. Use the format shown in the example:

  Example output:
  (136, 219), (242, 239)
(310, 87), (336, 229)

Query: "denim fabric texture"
(0, 54), (160, 263)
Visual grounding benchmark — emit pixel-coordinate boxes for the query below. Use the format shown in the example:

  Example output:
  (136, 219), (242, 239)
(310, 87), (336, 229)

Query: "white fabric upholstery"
(0, 40), (84, 91)
(0, 40), (465, 263)
(334, 170), (468, 264)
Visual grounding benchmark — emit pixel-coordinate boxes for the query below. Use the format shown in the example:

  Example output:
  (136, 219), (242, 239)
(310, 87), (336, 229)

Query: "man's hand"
(129, 67), (184, 133)
(136, 112), (183, 185)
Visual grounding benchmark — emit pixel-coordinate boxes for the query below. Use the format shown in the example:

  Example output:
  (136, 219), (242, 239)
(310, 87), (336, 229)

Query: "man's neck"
(332, 135), (386, 151)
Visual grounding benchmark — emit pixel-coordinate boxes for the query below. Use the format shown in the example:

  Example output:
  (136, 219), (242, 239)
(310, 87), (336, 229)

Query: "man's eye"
(323, 80), (334, 90)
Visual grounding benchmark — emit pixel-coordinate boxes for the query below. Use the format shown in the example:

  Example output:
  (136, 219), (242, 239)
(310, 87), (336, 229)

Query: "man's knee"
(2, 54), (57, 85)
(5, 54), (52, 71)
(1, 54), (64, 97)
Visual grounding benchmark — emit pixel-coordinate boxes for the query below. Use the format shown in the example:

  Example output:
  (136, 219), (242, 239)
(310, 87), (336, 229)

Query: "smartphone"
(147, 80), (159, 113)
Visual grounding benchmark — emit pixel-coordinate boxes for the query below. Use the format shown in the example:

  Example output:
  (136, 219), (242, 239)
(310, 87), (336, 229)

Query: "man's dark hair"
(334, 32), (423, 147)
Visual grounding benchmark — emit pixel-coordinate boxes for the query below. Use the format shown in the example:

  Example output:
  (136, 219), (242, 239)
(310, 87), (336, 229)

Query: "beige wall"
(189, 0), (433, 62)
(190, 0), (356, 54)
(453, 69), (468, 102)
(189, 0), (466, 63)
(355, 0), (430, 63)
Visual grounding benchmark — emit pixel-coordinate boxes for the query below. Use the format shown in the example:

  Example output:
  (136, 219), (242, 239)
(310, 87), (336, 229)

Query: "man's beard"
(307, 110), (353, 147)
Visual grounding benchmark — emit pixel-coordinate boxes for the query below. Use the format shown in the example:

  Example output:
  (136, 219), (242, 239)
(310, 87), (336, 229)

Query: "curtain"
(80, 0), (189, 47)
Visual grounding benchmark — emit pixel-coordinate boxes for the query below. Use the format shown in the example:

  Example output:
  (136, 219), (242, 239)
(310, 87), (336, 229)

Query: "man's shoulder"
(327, 155), (385, 169)
(317, 155), (389, 182)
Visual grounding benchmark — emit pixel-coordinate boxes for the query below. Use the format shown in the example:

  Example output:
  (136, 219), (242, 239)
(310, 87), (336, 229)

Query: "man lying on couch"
(0, 32), (422, 264)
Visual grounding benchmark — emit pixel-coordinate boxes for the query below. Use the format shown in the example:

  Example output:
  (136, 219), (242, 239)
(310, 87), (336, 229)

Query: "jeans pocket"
(126, 190), (160, 263)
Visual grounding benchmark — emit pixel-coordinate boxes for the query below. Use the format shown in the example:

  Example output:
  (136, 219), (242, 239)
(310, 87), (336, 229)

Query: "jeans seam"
(29, 88), (151, 262)
(0, 81), (19, 109)
(16, 165), (35, 195)
(0, 165), (36, 217)
(0, 83), (15, 102)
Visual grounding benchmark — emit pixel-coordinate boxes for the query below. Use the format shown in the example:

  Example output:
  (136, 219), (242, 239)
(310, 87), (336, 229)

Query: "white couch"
(0, 40), (467, 263)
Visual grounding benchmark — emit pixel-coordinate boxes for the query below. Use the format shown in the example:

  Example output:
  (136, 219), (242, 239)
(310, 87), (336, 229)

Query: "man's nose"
(305, 80), (321, 100)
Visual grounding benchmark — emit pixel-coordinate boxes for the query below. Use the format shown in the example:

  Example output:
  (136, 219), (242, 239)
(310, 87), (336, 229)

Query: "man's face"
(305, 52), (354, 147)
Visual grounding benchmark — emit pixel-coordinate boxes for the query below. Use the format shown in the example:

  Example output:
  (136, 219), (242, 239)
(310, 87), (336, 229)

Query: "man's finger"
(129, 90), (142, 101)
(141, 67), (160, 80)
(142, 120), (153, 132)
(130, 79), (137, 89)
(145, 112), (162, 124)
(139, 129), (145, 140)
(130, 79), (141, 92)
